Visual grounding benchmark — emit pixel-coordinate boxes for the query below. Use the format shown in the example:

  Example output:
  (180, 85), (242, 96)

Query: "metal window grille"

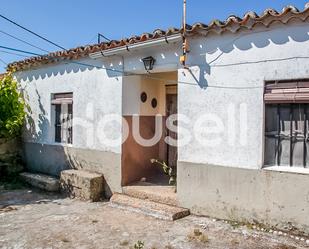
(264, 79), (309, 168)
(264, 103), (308, 168)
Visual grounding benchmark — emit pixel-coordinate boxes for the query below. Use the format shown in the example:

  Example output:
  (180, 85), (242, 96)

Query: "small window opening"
(52, 92), (73, 144)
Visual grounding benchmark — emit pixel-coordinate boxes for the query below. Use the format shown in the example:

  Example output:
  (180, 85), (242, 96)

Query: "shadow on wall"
(17, 59), (119, 197)
(21, 86), (68, 176)
(22, 89), (114, 195)
(16, 58), (122, 82)
(23, 88), (49, 142)
(188, 23), (309, 89)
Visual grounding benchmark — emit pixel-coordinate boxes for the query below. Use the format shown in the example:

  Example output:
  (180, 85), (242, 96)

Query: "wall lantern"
(142, 56), (155, 72)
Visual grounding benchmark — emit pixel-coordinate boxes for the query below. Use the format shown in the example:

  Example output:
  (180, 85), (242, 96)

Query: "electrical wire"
(0, 57), (7, 66)
(0, 30), (50, 53)
(1, 14), (308, 90)
(0, 50), (30, 58)
(0, 13), (66, 50)
(0, 15), (296, 90)
(0, 24), (305, 90)
(0, 45), (41, 56)
(210, 56), (309, 67)
(3, 44), (308, 90)
(98, 33), (111, 43)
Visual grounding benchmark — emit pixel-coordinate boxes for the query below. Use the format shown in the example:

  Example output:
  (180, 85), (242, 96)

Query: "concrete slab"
(20, 172), (60, 192)
(123, 181), (177, 206)
(60, 170), (104, 202)
(110, 193), (190, 221)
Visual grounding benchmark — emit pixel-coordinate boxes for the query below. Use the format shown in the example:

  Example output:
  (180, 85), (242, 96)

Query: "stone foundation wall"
(0, 138), (23, 178)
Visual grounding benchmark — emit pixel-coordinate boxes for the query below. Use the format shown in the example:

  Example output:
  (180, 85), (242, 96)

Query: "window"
(264, 79), (309, 168)
(52, 93), (73, 144)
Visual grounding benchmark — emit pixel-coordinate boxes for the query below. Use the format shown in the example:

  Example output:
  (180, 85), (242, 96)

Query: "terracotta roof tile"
(8, 3), (309, 72)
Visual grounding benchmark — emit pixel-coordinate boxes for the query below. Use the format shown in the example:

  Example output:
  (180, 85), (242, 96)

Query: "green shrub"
(150, 159), (176, 185)
(0, 72), (26, 139)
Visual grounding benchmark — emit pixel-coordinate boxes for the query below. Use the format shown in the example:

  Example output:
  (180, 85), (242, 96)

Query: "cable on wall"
(3, 44), (309, 90)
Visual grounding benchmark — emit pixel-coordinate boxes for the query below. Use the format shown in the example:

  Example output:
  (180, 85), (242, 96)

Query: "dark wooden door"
(166, 94), (178, 168)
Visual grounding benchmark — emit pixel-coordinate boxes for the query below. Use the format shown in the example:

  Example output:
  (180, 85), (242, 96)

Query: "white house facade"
(10, 4), (309, 232)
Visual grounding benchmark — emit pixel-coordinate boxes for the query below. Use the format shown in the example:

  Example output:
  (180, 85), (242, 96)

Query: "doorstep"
(110, 193), (190, 221)
(122, 181), (177, 206)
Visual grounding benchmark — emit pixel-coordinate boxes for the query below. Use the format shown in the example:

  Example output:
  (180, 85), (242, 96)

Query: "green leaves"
(0, 72), (26, 139)
(150, 159), (177, 186)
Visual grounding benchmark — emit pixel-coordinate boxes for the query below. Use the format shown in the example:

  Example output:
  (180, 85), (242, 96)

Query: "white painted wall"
(122, 72), (177, 116)
(15, 20), (309, 171)
(16, 57), (123, 154)
(178, 22), (309, 169)
(123, 41), (181, 74)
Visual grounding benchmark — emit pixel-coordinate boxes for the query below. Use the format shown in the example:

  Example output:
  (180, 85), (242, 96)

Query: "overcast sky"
(0, 0), (307, 72)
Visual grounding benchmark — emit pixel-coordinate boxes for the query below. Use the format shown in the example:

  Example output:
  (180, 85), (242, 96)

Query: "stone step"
(60, 169), (104, 202)
(110, 193), (190, 221)
(20, 172), (60, 192)
(122, 182), (177, 206)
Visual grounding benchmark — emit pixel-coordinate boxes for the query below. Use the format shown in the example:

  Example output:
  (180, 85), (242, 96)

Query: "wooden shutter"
(264, 79), (309, 103)
(55, 104), (62, 143)
(51, 92), (73, 105)
(53, 93), (73, 144)
(68, 104), (73, 144)
(166, 85), (177, 94)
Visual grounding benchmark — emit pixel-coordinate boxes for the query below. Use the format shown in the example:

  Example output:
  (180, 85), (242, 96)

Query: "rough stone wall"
(0, 138), (23, 177)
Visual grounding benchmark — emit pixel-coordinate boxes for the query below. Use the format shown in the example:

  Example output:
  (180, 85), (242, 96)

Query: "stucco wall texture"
(178, 23), (309, 169)
(178, 162), (309, 232)
(176, 22), (309, 231)
(16, 57), (123, 194)
(15, 21), (309, 230)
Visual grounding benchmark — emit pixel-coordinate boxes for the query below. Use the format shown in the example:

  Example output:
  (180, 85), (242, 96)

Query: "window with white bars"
(52, 93), (73, 144)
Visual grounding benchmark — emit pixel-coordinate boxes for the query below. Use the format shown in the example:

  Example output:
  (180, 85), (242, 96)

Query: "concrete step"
(110, 193), (190, 221)
(20, 172), (60, 192)
(123, 182), (177, 206)
(60, 169), (104, 202)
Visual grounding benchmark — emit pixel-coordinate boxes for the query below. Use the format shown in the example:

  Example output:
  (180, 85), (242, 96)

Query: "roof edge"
(8, 3), (309, 72)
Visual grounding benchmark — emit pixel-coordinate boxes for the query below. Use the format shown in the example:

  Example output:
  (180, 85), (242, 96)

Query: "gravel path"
(0, 189), (308, 249)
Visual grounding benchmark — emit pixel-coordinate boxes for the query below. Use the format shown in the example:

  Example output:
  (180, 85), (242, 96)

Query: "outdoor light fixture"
(142, 56), (155, 72)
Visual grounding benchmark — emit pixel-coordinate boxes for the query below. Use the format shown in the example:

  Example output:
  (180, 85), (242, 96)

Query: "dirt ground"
(0, 188), (308, 249)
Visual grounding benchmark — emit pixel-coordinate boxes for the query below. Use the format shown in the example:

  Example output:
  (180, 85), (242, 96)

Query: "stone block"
(60, 170), (104, 201)
(20, 172), (60, 192)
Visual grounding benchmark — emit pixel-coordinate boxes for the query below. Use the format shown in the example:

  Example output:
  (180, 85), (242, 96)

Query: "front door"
(166, 93), (178, 168)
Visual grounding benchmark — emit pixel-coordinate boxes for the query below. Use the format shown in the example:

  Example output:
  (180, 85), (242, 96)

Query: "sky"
(0, 0), (307, 72)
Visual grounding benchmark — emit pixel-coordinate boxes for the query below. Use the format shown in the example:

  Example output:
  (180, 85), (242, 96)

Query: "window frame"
(263, 79), (309, 169)
(51, 92), (73, 145)
(264, 103), (308, 168)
